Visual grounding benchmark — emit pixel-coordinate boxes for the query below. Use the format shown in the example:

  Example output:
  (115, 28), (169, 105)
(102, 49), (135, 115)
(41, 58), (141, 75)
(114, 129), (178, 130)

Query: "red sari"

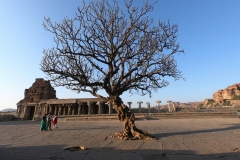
(52, 116), (58, 125)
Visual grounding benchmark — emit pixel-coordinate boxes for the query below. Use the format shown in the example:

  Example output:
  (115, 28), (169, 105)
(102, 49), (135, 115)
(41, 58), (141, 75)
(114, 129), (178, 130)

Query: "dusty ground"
(0, 118), (240, 160)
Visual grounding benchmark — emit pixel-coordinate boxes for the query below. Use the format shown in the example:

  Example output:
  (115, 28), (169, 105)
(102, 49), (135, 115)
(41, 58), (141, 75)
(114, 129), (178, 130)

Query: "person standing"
(46, 114), (52, 130)
(40, 114), (47, 131)
(52, 114), (58, 129)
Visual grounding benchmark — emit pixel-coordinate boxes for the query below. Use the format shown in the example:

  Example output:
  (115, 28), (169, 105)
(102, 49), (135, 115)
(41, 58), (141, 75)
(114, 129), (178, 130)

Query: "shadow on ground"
(0, 144), (239, 160)
(153, 124), (240, 139)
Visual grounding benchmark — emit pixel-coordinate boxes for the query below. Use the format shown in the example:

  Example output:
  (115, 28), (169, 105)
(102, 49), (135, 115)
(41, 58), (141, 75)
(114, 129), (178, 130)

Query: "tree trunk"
(109, 97), (155, 140)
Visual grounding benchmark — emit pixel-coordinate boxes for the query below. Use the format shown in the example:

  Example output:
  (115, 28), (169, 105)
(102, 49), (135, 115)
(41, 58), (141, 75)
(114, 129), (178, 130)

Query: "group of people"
(40, 114), (58, 131)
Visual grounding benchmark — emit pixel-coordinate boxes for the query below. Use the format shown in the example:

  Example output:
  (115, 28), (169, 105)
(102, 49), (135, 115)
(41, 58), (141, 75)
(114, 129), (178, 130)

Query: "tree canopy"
(41, 0), (184, 105)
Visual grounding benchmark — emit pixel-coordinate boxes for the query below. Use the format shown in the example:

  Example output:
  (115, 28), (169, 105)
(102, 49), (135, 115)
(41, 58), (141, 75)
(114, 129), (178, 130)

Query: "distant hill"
(1, 108), (17, 112)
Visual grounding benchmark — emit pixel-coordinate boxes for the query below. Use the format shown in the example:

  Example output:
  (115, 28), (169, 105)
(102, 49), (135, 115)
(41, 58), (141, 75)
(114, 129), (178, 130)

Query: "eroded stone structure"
(16, 78), (110, 120)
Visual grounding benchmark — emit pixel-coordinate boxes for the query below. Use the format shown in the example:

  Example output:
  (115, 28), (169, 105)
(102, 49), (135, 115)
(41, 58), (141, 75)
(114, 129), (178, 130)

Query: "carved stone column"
(42, 105), (45, 114)
(46, 105), (49, 114)
(63, 105), (67, 115)
(87, 102), (92, 115)
(108, 103), (113, 114)
(137, 101), (143, 113)
(58, 105), (62, 115)
(62, 105), (65, 115)
(16, 105), (19, 115)
(49, 105), (52, 114)
(172, 102), (176, 112)
(36, 102), (42, 118)
(22, 105), (26, 120)
(127, 102), (132, 110)
(16, 105), (20, 117)
(146, 102), (151, 114)
(71, 104), (75, 115)
(68, 105), (71, 115)
(97, 102), (103, 114)
(156, 101), (161, 113)
(167, 100), (172, 112)
(77, 101), (82, 115)
(37, 103), (41, 115)
(32, 104), (37, 120)
(54, 105), (58, 115)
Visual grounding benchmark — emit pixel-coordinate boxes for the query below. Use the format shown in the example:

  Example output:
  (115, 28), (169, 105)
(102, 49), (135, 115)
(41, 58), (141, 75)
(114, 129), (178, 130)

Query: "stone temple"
(16, 78), (111, 120)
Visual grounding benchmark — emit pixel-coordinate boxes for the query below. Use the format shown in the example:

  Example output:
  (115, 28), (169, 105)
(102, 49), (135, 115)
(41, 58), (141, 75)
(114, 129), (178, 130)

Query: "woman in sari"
(52, 114), (58, 129)
(40, 114), (47, 131)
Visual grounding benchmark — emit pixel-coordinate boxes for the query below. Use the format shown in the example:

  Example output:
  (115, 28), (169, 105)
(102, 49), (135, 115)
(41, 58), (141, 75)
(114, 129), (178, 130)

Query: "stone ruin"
(22, 78), (57, 103)
(16, 78), (109, 120)
(16, 78), (57, 120)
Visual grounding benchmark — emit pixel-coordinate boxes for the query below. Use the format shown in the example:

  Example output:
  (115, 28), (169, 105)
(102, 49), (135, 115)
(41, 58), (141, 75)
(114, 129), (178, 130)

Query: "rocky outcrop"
(213, 83), (240, 104)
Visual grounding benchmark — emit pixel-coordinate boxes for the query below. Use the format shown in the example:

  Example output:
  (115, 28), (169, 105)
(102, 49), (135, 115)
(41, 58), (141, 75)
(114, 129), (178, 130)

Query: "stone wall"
(0, 115), (13, 121)
(0, 112), (16, 121)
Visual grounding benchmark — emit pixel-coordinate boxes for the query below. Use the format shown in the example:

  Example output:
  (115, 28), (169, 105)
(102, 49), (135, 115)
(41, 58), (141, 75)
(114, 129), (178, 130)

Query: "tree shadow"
(0, 144), (239, 160)
(154, 124), (240, 139)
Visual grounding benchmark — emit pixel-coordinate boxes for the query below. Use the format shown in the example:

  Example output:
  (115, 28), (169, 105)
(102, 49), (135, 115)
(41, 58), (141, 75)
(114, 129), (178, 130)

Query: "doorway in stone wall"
(26, 106), (35, 120)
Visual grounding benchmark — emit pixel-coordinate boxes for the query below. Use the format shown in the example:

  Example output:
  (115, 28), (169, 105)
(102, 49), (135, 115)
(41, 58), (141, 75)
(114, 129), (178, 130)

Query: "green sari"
(40, 118), (47, 131)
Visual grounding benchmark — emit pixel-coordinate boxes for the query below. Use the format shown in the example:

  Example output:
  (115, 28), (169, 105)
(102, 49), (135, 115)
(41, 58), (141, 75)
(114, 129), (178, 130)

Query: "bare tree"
(41, 0), (184, 140)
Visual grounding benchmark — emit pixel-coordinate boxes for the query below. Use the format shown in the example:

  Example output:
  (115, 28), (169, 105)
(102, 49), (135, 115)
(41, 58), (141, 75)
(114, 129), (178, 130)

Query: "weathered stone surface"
(16, 78), (109, 120)
(22, 78), (57, 103)
(213, 83), (240, 104)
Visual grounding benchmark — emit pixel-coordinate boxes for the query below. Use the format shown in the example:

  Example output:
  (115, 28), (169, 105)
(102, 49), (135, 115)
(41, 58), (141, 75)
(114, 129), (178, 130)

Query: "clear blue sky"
(0, 0), (240, 110)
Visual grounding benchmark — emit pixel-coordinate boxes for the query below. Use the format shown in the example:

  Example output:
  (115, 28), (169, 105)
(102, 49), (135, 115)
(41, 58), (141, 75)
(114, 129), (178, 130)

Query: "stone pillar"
(77, 101), (82, 115)
(156, 101), (161, 113)
(137, 101), (143, 113)
(172, 102), (176, 112)
(16, 105), (19, 117)
(127, 102), (132, 110)
(46, 105), (49, 114)
(87, 102), (92, 115)
(108, 103), (113, 114)
(17, 105), (20, 117)
(37, 103), (41, 115)
(71, 104), (75, 115)
(43, 105), (45, 114)
(146, 102), (151, 114)
(22, 105), (26, 120)
(54, 105), (57, 115)
(49, 105), (52, 114)
(37, 103), (42, 117)
(63, 105), (67, 115)
(97, 102), (103, 114)
(62, 105), (65, 115)
(68, 105), (71, 115)
(58, 105), (62, 115)
(167, 100), (172, 112)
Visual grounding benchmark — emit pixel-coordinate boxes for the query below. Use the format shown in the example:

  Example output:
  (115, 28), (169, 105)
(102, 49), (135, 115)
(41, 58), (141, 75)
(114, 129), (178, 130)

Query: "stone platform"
(0, 118), (240, 160)
(58, 112), (237, 122)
